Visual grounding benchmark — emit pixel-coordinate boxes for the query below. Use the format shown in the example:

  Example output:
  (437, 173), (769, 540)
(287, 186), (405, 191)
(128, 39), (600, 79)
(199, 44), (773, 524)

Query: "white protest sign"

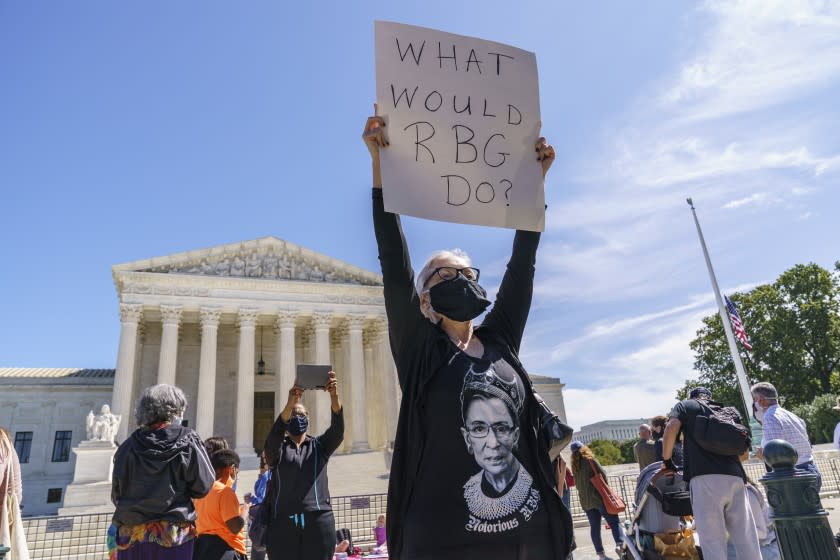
(375, 21), (544, 232)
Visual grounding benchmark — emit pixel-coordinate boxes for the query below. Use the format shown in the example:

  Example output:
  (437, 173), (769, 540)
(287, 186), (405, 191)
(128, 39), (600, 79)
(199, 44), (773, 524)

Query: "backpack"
(692, 400), (750, 456)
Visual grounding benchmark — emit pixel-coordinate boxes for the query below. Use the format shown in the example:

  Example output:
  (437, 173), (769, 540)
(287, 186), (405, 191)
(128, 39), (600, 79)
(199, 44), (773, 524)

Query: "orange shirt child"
(194, 477), (246, 555)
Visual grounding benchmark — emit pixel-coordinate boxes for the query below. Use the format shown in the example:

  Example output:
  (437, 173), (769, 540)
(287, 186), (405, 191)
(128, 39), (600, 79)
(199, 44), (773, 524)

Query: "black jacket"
(263, 408), (345, 515)
(111, 425), (215, 527)
(372, 188), (574, 559)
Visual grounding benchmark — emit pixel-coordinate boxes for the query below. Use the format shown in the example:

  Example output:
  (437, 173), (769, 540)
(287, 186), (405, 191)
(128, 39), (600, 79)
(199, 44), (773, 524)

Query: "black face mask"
(429, 274), (491, 322)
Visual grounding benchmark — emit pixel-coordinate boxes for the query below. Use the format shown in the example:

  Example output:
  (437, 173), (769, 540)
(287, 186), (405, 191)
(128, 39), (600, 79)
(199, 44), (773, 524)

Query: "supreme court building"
(1, 236), (568, 515)
(110, 236), (400, 466)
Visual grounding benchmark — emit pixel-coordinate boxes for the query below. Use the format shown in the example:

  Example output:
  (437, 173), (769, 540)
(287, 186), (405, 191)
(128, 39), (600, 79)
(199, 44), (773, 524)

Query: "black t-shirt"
(669, 399), (745, 482)
(401, 343), (549, 556)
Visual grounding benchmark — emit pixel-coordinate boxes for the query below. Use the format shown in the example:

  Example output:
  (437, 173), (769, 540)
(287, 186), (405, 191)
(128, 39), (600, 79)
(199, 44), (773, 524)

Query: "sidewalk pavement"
(569, 494), (840, 560)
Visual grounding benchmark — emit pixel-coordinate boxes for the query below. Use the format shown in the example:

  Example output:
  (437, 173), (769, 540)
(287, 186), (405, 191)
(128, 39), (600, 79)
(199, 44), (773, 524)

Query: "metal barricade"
(19, 458), (840, 558)
(23, 513), (112, 559)
(331, 493), (388, 548)
(20, 493), (389, 559)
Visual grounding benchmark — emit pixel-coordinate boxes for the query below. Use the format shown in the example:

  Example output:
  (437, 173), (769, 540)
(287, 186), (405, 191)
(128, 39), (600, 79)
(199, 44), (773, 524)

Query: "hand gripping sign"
(375, 21), (544, 232)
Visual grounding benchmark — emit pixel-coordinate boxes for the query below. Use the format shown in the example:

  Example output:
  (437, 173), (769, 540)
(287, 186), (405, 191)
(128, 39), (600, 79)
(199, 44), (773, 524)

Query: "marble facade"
(111, 236), (400, 466)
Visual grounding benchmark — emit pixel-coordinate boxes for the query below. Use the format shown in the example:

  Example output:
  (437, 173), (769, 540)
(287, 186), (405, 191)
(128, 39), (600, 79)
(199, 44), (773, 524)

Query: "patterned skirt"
(108, 520), (196, 559)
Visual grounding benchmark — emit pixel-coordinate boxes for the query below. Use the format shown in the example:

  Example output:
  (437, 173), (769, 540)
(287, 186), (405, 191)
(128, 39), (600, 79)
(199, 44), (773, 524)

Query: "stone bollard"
(0, 544), (8, 560)
(759, 439), (840, 560)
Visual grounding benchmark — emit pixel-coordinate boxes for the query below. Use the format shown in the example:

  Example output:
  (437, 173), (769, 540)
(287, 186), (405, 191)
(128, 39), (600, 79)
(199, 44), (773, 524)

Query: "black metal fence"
(564, 456), (840, 525)
(20, 494), (388, 559)
(20, 457), (840, 558)
(23, 513), (112, 560)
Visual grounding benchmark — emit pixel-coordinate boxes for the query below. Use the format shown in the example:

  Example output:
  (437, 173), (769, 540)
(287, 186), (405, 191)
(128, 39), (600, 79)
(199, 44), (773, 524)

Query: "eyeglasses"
(466, 422), (516, 439)
(423, 266), (480, 288)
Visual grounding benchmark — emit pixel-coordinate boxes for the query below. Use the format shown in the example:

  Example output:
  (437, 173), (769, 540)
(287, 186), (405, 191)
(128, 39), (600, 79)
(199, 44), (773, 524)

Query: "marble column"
(379, 320), (400, 444)
(235, 308), (259, 467)
(311, 312), (333, 435)
(195, 307), (222, 439)
(332, 322), (350, 452)
(363, 327), (381, 449)
(157, 305), (183, 386)
(347, 314), (370, 452)
(274, 310), (297, 417)
(112, 303), (143, 443)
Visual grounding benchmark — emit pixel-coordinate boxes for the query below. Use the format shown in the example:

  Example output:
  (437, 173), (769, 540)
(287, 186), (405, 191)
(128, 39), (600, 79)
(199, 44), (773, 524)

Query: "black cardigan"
(372, 188), (574, 559)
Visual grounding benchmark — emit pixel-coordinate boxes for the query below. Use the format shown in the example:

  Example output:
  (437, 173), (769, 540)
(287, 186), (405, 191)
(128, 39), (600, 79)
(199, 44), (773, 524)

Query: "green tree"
(681, 263), (840, 412)
(588, 439), (623, 466)
(619, 439), (637, 464)
(791, 394), (840, 444)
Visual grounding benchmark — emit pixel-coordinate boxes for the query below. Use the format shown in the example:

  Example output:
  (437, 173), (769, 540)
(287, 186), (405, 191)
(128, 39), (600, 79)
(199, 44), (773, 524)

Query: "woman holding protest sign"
(363, 113), (573, 559)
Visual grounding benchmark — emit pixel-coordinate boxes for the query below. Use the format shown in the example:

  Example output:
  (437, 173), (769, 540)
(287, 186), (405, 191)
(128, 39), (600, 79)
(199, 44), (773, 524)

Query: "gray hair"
(415, 249), (472, 323)
(135, 384), (188, 427)
(751, 382), (778, 402)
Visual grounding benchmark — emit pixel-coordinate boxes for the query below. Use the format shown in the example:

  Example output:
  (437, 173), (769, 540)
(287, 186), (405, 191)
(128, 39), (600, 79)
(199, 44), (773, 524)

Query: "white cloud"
(564, 386), (683, 430)
(662, 0), (840, 122)
(723, 192), (768, 209)
(522, 282), (764, 429)
(545, 294), (716, 362)
(619, 142), (840, 189)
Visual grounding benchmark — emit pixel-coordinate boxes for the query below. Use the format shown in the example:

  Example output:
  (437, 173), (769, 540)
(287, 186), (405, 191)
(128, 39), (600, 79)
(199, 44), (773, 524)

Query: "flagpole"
(686, 197), (761, 444)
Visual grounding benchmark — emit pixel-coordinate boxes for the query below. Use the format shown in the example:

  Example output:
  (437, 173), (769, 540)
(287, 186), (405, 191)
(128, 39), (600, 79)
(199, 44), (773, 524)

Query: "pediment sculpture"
(138, 243), (379, 286)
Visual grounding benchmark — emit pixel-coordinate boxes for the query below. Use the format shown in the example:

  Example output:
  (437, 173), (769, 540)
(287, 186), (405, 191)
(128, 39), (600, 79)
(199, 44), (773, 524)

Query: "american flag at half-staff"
(724, 295), (753, 351)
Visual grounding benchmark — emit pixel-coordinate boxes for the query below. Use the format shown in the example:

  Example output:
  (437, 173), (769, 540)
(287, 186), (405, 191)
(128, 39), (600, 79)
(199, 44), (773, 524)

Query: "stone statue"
(293, 258), (310, 280)
(246, 251), (263, 277)
(200, 259), (214, 275)
(85, 404), (122, 444)
(278, 255), (291, 279)
(231, 255), (246, 277)
(263, 251), (278, 278)
(310, 265), (324, 282)
(216, 259), (231, 276)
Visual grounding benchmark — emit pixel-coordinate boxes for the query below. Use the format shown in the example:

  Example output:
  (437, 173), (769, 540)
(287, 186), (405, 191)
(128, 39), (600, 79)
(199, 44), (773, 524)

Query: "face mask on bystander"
(288, 414), (309, 436)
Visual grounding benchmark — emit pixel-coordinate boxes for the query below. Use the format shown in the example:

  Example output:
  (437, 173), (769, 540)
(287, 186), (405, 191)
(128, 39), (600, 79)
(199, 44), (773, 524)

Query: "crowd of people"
(0, 118), (835, 560)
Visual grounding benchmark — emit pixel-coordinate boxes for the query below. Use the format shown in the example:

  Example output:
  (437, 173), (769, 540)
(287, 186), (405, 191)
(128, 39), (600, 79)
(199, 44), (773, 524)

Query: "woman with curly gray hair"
(109, 384), (215, 559)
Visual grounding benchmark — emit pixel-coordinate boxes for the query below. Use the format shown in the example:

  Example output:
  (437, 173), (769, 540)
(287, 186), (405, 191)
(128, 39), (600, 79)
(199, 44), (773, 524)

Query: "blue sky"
(2, 1), (839, 428)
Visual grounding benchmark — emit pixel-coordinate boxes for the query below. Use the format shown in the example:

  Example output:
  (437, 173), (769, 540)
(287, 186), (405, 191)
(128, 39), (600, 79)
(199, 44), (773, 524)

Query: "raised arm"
(365, 114), (432, 385)
(318, 371), (345, 456)
(264, 385), (304, 466)
(481, 138), (554, 353)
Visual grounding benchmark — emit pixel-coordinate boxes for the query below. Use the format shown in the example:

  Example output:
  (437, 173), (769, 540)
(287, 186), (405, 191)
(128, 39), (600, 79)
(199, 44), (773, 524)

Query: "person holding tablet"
(262, 371), (344, 560)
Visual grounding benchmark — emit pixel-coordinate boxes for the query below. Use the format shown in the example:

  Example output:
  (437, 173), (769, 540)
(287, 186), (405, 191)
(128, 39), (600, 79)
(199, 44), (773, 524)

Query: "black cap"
(689, 387), (712, 400)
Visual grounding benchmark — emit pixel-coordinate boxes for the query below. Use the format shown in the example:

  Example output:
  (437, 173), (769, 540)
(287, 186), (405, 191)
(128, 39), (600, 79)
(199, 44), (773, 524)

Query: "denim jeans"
(584, 507), (623, 554)
(796, 460), (822, 492)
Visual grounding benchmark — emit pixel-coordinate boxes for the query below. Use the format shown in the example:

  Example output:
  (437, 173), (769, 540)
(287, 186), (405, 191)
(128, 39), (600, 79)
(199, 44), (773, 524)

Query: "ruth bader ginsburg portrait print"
(459, 361), (541, 532)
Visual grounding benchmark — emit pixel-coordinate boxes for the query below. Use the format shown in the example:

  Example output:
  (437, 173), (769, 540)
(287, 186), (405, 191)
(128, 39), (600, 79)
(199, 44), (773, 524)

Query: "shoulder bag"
(587, 459), (626, 515)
